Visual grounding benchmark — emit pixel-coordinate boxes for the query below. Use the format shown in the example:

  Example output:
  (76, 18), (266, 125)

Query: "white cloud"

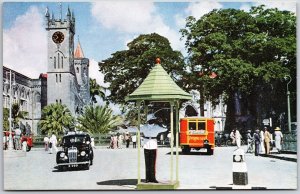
(90, 1), (184, 52)
(89, 59), (110, 88)
(185, 1), (223, 19)
(254, 1), (296, 13)
(239, 3), (252, 12)
(91, 1), (156, 33)
(3, 6), (47, 78)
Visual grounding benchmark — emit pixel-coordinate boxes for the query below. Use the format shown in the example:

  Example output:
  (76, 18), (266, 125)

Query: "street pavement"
(3, 145), (298, 190)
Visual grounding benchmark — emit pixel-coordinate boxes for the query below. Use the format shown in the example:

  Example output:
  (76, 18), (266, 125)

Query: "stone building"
(2, 7), (90, 135)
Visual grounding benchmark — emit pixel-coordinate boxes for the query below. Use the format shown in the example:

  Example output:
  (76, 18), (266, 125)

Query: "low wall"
(33, 134), (111, 148)
(282, 132), (297, 152)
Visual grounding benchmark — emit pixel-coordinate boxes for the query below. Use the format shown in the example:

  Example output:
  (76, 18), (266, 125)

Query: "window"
(54, 57), (56, 68)
(56, 99), (58, 103)
(61, 56), (64, 68)
(58, 53), (60, 68)
(59, 74), (61, 82)
(59, 99), (62, 104)
(56, 74), (58, 83)
(189, 122), (196, 131)
(76, 67), (79, 73)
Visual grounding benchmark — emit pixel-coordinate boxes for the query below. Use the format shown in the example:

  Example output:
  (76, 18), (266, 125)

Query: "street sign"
(263, 119), (269, 125)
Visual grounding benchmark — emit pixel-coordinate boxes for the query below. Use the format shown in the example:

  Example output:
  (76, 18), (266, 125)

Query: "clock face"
(52, 31), (65, 44)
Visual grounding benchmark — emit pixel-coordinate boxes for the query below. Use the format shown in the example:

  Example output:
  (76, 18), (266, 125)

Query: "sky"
(2, 0), (296, 113)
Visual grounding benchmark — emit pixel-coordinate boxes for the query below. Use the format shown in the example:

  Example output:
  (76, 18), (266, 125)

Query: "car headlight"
(80, 151), (86, 156)
(204, 139), (209, 144)
(60, 152), (65, 158)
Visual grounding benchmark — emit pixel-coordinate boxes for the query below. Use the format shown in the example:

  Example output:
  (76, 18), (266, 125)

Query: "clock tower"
(45, 6), (81, 115)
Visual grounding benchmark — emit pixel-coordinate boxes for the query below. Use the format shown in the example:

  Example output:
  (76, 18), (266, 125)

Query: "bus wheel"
(207, 147), (214, 155)
(182, 146), (190, 154)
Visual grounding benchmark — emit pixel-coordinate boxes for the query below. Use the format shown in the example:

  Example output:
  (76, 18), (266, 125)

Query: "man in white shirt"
(140, 124), (168, 183)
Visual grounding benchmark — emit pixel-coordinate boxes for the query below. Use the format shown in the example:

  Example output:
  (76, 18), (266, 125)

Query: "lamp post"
(284, 75), (292, 133)
(7, 70), (16, 150)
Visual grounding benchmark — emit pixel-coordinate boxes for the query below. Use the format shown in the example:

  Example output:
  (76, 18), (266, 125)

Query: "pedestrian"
(235, 128), (241, 148)
(264, 127), (271, 155)
(167, 132), (171, 147)
(43, 136), (49, 151)
(260, 128), (265, 154)
(246, 130), (253, 152)
(91, 137), (96, 149)
(253, 129), (261, 156)
(49, 134), (58, 154)
(21, 137), (27, 152)
(117, 133), (123, 149)
(14, 128), (22, 150)
(125, 132), (130, 148)
(132, 133), (137, 148)
(141, 123), (168, 183)
(230, 129), (236, 145)
(274, 127), (283, 154)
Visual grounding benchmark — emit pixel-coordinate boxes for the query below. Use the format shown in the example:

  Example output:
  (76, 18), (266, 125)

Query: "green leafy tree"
(3, 108), (9, 130)
(11, 103), (28, 128)
(181, 6), (296, 131)
(39, 103), (75, 136)
(99, 33), (185, 104)
(90, 78), (106, 103)
(77, 105), (123, 134)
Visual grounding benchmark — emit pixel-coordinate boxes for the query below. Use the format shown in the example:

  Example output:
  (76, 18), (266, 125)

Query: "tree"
(77, 105), (123, 134)
(3, 108), (9, 130)
(11, 103), (28, 129)
(90, 78), (106, 103)
(39, 103), (75, 136)
(181, 6), (296, 131)
(99, 33), (185, 104)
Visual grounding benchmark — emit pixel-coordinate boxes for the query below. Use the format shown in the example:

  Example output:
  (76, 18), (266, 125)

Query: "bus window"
(198, 122), (206, 134)
(189, 122), (196, 131)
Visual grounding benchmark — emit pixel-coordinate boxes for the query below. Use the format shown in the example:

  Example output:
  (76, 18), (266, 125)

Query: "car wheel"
(90, 159), (93, 166)
(58, 166), (64, 171)
(85, 163), (90, 170)
(26, 146), (31, 152)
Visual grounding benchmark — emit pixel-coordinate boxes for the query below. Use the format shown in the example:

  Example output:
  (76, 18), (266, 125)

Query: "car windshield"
(63, 135), (89, 144)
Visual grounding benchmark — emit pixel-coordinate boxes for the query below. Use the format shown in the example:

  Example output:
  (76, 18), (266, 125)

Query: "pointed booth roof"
(126, 59), (192, 102)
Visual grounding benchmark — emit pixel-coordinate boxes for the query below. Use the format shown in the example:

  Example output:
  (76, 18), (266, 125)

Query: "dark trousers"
(144, 149), (157, 182)
(255, 143), (260, 156)
(133, 142), (136, 148)
(126, 139), (130, 148)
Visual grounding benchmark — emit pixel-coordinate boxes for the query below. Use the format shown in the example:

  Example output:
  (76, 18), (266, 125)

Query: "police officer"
(141, 123), (168, 183)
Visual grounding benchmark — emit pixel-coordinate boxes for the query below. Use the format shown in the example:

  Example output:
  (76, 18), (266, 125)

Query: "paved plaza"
(3, 146), (298, 190)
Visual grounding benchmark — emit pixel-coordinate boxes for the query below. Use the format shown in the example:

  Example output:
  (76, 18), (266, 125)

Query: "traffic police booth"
(125, 58), (192, 190)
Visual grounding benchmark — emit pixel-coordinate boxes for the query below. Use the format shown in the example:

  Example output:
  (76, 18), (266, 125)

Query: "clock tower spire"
(45, 5), (80, 115)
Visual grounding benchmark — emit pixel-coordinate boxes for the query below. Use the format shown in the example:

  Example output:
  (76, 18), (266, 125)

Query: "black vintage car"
(56, 131), (94, 171)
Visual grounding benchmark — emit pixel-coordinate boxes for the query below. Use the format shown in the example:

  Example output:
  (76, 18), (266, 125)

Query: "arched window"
(76, 67), (79, 73)
(58, 53), (60, 68)
(54, 57), (56, 68)
(59, 99), (62, 104)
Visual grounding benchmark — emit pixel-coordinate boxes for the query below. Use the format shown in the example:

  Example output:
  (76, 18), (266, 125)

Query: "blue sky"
(2, 1), (296, 113)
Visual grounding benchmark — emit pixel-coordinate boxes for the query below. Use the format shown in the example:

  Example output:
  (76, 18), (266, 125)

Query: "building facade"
(2, 7), (90, 135)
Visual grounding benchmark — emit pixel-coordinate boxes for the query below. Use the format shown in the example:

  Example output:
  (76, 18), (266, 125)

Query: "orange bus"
(180, 117), (215, 155)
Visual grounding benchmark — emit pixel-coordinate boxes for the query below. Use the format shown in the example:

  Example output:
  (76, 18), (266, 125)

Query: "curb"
(259, 154), (297, 162)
